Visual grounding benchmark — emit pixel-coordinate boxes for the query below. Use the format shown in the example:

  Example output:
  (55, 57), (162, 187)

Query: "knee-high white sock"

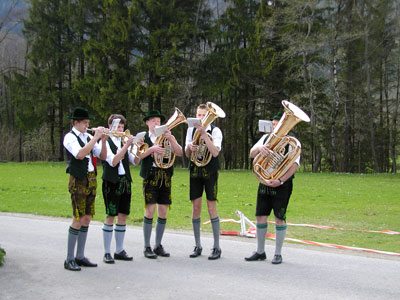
(114, 224), (126, 254)
(102, 224), (113, 254)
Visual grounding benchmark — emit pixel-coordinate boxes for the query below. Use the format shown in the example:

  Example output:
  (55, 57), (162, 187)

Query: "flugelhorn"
(122, 130), (148, 159)
(190, 102), (225, 167)
(252, 100), (310, 185)
(154, 108), (187, 169)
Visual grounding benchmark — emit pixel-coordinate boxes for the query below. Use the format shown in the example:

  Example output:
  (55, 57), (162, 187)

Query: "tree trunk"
(50, 106), (55, 157)
(364, 28), (380, 172)
(390, 44), (400, 173)
(312, 145), (322, 173)
(58, 80), (64, 161)
(330, 47), (340, 172)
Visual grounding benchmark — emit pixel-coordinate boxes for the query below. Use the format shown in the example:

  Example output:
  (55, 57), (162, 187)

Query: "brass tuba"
(252, 100), (310, 185)
(190, 102), (226, 167)
(154, 108), (187, 169)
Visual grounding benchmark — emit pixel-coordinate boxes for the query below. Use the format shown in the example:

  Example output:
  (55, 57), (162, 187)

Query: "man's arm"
(76, 127), (105, 160)
(111, 136), (134, 167)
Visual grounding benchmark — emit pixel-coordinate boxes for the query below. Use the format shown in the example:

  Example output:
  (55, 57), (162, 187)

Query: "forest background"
(1, 0), (400, 174)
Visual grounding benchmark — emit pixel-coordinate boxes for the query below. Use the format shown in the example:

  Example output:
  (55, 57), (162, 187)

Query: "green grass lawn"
(1, 162), (399, 254)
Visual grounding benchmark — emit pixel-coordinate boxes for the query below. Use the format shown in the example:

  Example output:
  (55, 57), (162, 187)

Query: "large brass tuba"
(190, 102), (226, 167)
(252, 100), (310, 185)
(154, 108), (187, 169)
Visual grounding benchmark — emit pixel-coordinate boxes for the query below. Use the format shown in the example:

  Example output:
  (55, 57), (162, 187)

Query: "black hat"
(272, 112), (283, 121)
(143, 110), (165, 123)
(68, 107), (95, 120)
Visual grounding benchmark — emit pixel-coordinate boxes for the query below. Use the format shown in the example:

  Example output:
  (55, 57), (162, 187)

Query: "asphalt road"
(0, 213), (399, 300)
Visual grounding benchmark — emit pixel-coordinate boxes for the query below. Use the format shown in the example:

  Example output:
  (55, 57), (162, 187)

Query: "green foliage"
(2, 0), (400, 173)
(0, 247), (5, 266)
(0, 162), (399, 253)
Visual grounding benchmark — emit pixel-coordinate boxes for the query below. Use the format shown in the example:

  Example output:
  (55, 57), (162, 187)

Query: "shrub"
(0, 247), (5, 266)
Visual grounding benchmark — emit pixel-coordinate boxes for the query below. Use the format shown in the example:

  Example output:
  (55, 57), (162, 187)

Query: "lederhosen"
(140, 132), (173, 205)
(189, 124), (220, 201)
(102, 138), (132, 216)
(65, 131), (97, 219)
(256, 134), (295, 220)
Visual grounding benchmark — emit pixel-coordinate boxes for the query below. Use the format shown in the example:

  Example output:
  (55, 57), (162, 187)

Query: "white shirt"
(185, 125), (223, 151)
(104, 136), (136, 175)
(63, 127), (102, 172)
(252, 134), (301, 165)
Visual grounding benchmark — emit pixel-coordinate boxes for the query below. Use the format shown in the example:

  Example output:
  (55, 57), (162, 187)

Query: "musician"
(63, 107), (107, 271)
(101, 114), (139, 264)
(185, 104), (223, 260)
(136, 110), (183, 259)
(245, 112), (299, 264)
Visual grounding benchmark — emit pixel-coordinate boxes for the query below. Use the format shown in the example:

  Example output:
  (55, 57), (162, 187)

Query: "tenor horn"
(190, 102), (225, 167)
(154, 108), (187, 169)
(252, 100), (310, 185)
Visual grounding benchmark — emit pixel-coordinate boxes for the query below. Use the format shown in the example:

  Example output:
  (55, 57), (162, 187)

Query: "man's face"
(196, 109), (207, 120)
(74, 119), (90, 133)
(272, 120), (279, 128)
(146, 117), (161, 131)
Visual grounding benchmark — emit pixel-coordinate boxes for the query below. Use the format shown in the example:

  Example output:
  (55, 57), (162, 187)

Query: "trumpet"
(87, 127), (130, 139)
(89, 127), (148, 159)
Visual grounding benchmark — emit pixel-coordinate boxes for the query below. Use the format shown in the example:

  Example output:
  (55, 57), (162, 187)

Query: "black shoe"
(271, 254), (282, 264)
(153, 245), (170, 257)
(64, 259), (81, 271)
(245, 252), (266, 261)
(143, 247), (157, 259)
(208, 248), (221, 260)
(103, 253), (115, 264)
(114, 250), (133, 261)
(189, 246), (202, 258)
(75, 257), (97, 267)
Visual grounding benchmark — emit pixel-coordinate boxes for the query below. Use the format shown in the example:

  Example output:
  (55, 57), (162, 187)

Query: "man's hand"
(126, 135), (134, 146)
(265, 179), (281, 188)
(151, 144), (165, 155)
(187, 142), (198, 152)
(194, 123), (206, 136)
(94, 127), (105, 140)
(164, 130), (173, 141)
(259, 144), (271, 157)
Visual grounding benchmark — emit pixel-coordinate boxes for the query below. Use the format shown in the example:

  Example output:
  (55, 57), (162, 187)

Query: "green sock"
(155, 217), (166, 248)
(192, 218), (201, 248)
(211, 216), (220, 249)
(67, 226), (79, 261)
(275, 224), (287, 255)
(76, 226), (88, 260)
(143, 217), (153, 248)
(256, 223), (268, 254)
